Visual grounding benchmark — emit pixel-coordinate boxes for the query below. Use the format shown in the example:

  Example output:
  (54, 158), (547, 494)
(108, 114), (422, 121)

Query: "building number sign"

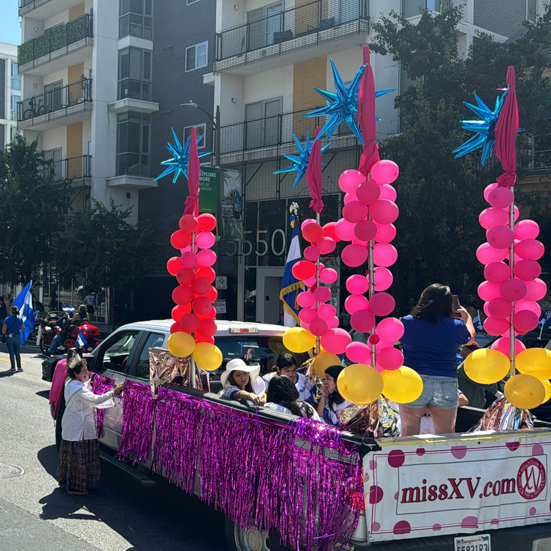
(222, 229), (287, 258)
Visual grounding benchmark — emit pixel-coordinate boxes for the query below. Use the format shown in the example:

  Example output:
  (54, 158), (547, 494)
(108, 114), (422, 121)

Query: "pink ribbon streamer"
(184, 126), (200, 215)
(306, 126), (324, 214)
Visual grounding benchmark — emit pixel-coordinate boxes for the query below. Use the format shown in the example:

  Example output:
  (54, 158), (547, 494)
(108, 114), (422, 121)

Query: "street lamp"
(179, 100), (221, 168)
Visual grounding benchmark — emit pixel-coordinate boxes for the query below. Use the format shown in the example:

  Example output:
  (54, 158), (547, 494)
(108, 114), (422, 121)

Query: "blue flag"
(76, 330), (87, 348)
(473, 310), (484, 331)
(280, 213), (304, 327)
(12, 281), (34, 346)
(62, 305), (76, 315)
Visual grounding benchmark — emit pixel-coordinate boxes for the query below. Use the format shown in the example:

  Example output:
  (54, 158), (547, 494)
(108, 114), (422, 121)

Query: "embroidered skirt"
(58, 439), (101, 492)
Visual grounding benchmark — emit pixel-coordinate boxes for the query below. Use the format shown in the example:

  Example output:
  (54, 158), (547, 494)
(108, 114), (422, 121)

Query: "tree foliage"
(370, 6), (551, 311)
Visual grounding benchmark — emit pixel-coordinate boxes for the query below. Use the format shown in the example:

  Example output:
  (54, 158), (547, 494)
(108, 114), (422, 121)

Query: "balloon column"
(157, 127), (223, 375)
(456, 67), (550, 410)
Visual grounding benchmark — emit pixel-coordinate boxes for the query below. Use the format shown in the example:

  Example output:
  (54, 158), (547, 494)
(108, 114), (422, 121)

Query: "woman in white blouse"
(57, 354), (124, 495)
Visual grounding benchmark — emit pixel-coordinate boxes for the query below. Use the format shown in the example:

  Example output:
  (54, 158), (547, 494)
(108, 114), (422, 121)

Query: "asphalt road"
(0, 343), (226, 551)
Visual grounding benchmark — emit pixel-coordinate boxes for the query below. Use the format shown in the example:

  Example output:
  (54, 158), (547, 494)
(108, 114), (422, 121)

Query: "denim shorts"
(405, 374), (458, 410)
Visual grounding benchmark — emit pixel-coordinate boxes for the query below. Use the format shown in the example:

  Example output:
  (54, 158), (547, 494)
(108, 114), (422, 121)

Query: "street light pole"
(179, 100), (220, 168)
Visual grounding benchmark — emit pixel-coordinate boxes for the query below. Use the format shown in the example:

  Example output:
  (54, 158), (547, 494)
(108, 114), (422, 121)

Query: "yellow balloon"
(381, 367), (424, 404)
(167, 332), (196, 358)
(542, 381), (551, 404)
(337, 364), (384, 405)
(193, 342), (223, 371)
(464, 348), (510, 385)
(312, 352), (341, 378)
(515, 348), (551, 381)
(504, 374), (546, 409)
(283, 327), (316, 353)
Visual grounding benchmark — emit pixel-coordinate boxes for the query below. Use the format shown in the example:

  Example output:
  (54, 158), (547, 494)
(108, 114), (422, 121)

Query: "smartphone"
(452, 295), (460, 315)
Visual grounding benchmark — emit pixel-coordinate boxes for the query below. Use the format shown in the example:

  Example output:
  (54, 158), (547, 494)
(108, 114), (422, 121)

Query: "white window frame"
(185, 41), (208, 72)
(186, 0), (200, 4)
(184, 123), (207, 149)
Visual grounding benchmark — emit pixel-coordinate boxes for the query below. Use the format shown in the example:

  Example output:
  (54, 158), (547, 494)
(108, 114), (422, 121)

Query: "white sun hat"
(220, 359), (265, 395)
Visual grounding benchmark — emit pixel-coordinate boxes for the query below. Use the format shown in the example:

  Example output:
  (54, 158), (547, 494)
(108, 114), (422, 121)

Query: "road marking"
(0, 358), (9, 363)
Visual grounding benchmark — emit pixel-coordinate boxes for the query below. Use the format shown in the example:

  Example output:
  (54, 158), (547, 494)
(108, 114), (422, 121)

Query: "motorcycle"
(39, 318), (101, 355)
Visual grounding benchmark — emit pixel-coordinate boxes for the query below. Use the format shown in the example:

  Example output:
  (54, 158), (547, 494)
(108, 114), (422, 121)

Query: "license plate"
(454, 534), (491, 551)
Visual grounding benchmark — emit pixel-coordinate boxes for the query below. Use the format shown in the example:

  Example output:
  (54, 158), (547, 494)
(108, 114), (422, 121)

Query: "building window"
(118, 47), (152, 101)
(117, 112), (151, 177)
(184, 123), (207, 149)
(11, 95), (20, 121)
(119, 0), (153, 40)
(10, 63), (21, 91)
(44, 148), (63, 179)
(403, 0), (449, 18)
(185, 41), (208, 72)
(527, 0), (537, 22)
(0, 125), (5, 150)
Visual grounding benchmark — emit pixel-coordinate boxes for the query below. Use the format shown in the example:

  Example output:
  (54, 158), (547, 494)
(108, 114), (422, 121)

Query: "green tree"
(0, 135), (70, 284)
(369, 6), (551, 312)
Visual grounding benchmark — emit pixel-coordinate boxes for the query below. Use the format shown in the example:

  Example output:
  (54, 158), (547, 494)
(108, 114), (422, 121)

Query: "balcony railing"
(45, 155), (92, 181)
(220, 107), (353, 156)
(18, 13), (93, 68)
(215, 0), (369, 64)
(18, 78), (92, 123)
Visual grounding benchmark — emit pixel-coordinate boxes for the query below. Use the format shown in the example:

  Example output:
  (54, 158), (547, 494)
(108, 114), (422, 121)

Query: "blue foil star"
(302, 58), (394, 145)
(155, 127), (211, 183)
(274, 132), (330, 189)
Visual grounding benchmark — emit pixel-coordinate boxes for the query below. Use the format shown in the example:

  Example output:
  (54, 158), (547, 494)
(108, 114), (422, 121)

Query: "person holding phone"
(398, 284), (475, 436)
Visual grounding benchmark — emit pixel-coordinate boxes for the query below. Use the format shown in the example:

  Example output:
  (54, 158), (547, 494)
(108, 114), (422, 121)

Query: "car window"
(133, 332), (166, 379)
(101, 331), (139, 373)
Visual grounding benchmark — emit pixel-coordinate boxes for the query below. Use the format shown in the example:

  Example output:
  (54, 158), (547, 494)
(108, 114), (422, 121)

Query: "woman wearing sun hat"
(220, 358), (266, 406)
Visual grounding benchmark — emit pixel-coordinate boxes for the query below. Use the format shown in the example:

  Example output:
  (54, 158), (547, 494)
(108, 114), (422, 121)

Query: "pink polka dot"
(371, 522), (380, 532)
(506, 441), (520, 451)
(369, 459), (377, 470)
(416, 447), (425, 456)
(393, 520), (411, 535)
(388, 449), (405, 468)
(530, 507), (536, 516)
(432, 524), (441, 531)
(490, 519), (499, 525)
(461, 516), (478, 529)
(532, 444), (544, 456)
(451, 445), (467, 459)
(369, 485), (384, 504)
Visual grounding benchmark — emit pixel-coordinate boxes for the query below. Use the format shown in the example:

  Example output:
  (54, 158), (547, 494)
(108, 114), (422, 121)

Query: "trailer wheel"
(224, 517), (291, 551)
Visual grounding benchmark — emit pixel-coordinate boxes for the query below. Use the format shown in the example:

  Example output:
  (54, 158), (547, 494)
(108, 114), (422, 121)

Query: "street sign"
(215, 276), (227, 290)
(199, 167), (218, 215)
(213, 299), (226, 314)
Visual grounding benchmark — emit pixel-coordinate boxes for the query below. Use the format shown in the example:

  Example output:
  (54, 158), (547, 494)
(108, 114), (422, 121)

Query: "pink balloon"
(379, 184), (397, 202)
(342, 244), (368, 268)
(373, 243), (398, 268)
(484, 316), (510, 337)
(488, 187), (514, 208)
(343, 201), (368, 223)
(346, 341), (371, 364)
(297, 291), (315, 308)
(376, 317), (404, 342)
(192, 277), (211, 296)
(516, 300), (541, 318)
(500, 279), (527, 302)
(476, 243), (508, 265)
(326, 316), (339, 329)
(514, 259), (541, 281)
(356, 180), (381, 205)
(516, 239), (545, 261)
(350, 310), (375, 333)
(374, 223), (396, 243)
(487, 298), (513, 319)
(320, 268), (338, 284)
(309, 317), (328, 337)
(479, 208), (509, 230)
(377, 347), (404, 371)
(180, 313), (200, 333)
(367, 267), (394, 292)
(352, 236), (368, 246)
(197, 249), (216, 267)
(292, 261), (317, 281)
(491, 337), (526, 359)
(513, 310), (539, 334)
(343, 192), (358, 205)
(304, 245), (320, 262)
(301, 218), (316, 233)
(478, 281), (502, 302)
(369, 200), (399, 224)
(345, 294), (369, 314)
(484, 262), (510, 284)
(193, 297), (212, 315)
(302, 222), (324, 243)
(369, 292), (395, 316)
(354, 220), (377, 242)
(313, 286), (332, 303)
(514, 220), (539, 240)
(181, 251), (198, 269)
(338, 170), (364, 193)
(335, 218), (357, 241)
(369, 334), (380, 345)
(524, 278), (547, 301)
(512, 205), (519, 221)
(346, 274), (369, 295)
(486, 226), (514, 249)
(195, 231), (216, 249)
(375, 340), (394, 353)
(370, 160), (399, 185)
(483, 183), (499, 202)
(320, 328), (352, 354)
(304, 275), (317, 287)
(299, 307), (317, 324)
(323, 222), (340, 242)
(318, 237), (336, 254)
(318, 304), (336, 320)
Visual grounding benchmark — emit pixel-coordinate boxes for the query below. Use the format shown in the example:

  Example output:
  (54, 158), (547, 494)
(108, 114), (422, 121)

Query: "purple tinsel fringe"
(90, 374), (115, 437)
(116, 381), (363, 551)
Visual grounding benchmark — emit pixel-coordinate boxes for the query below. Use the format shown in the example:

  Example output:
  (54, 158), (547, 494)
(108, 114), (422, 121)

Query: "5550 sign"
(220, 229), (287, 257)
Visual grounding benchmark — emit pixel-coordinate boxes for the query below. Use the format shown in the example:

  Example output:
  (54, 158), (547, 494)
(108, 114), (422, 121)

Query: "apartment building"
(0, 42), (20, 150)
(208, 0), (544, 323)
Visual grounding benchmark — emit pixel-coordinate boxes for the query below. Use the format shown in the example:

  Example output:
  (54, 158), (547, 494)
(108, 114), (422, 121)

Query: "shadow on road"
(35, 390), (50, 400)
(0, 368), (17, 377)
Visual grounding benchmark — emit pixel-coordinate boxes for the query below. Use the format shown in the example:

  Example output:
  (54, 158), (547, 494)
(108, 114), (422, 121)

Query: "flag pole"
(315, 211), (321, 356)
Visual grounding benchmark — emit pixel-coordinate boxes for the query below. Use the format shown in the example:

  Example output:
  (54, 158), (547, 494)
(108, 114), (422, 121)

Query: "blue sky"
(0, 2), (21, 45)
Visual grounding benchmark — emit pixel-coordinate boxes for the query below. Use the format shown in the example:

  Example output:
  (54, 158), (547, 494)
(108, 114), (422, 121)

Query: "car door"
(126, 331), (167, 383)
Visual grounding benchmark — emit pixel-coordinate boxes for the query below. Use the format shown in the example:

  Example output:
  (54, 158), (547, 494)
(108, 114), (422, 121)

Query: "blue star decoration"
(301, 58), (394, 145)
(155, 127), (211, 183)
(273, 132), (330, 190)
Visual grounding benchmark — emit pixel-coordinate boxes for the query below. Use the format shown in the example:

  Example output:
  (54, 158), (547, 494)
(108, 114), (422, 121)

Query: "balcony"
(18, 78), (92, 131)
(19, 0), (86, 19)
(219, 107), (357, 165)
(18, 14), (93, 75)
(46, 155), (92, 186)
(214, 0), (369, 75)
